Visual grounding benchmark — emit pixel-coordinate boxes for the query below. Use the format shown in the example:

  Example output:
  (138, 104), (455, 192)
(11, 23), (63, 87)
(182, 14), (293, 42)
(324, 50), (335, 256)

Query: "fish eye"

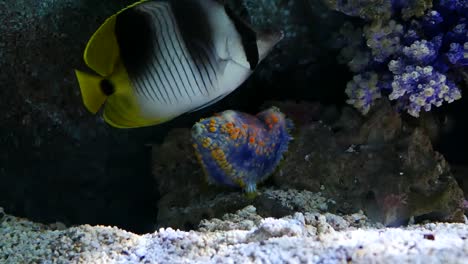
(100, 79), (115, 96)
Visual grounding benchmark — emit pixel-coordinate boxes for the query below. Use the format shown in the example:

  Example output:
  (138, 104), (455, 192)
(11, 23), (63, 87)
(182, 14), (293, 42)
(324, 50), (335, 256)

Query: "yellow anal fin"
(83, 0), (150, 76)
(74, 70), (107, 114)
(102, 88), (170, 129)
(103, 105), (170, 129)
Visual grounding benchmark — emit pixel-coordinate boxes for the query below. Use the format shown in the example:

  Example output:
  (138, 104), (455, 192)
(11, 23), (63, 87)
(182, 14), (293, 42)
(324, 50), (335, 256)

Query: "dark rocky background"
(0, 0), (466, 234)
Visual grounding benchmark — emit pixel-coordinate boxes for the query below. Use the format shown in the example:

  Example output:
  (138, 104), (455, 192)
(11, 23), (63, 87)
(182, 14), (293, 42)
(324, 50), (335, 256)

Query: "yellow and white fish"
(75, 0), (283, 128)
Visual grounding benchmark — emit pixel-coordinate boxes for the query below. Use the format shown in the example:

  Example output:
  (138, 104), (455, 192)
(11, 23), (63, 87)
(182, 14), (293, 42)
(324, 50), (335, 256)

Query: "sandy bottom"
(1, 204), (467, 264)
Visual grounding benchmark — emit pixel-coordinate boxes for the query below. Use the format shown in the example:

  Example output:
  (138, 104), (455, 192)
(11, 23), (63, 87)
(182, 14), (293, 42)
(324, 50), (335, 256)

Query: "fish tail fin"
(74, 69), (109, 114)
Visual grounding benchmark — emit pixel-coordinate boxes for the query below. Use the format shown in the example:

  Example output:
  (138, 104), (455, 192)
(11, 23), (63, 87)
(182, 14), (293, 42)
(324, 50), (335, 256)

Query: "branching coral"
(327, 0), (467, 117)
(345, 72), (383, 114)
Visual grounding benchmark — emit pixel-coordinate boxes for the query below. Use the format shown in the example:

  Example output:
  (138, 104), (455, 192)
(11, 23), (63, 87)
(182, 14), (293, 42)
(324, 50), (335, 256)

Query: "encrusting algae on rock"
(192, 107), (293, 196)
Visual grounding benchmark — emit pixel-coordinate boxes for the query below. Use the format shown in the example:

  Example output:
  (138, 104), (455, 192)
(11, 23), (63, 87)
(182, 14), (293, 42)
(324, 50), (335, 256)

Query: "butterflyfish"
(74, 0), (283, 128)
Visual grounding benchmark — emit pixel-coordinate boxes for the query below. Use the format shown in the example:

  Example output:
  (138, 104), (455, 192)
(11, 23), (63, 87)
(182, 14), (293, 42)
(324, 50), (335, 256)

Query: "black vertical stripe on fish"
(143, 22), (173, 105)
(141, 35), (171, 105)
(115, 4), (154, 76)
(189, 43), (213, 95)
(151, 6), (184, 99)
(165, 4), (204, 96)
(117, 3), (175, 104)
(160, 4), (198, 98)
(198, 43), (219, 89)
(148, 6), (187, 103)
(187, 56), (207, 96)
(115, 4), (168, 104)
(148, 6), (186, 101)
(140, 5), (179, 103)
(158, 5), (193, 100)
(170, 0), (214, 53)
(224, 5), (259, 70)
(170, 0), (215, 95)
(193, 43), (216, 91)
(180, 39), (210, 95)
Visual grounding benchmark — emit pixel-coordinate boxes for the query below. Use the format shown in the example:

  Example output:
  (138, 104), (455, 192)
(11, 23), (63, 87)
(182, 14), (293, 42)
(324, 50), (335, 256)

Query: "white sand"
(1, 204), (467, 264)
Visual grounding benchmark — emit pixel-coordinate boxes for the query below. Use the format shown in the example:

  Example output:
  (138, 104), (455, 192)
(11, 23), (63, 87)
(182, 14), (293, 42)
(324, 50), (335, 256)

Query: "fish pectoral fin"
(218, 59), (229, 74)
(74, 70), (108, 114)
(83, 0), (149, 76)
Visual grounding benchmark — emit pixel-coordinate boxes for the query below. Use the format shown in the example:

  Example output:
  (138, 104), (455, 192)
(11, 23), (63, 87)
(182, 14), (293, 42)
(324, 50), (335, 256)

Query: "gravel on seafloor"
(1, 202), (468, 264)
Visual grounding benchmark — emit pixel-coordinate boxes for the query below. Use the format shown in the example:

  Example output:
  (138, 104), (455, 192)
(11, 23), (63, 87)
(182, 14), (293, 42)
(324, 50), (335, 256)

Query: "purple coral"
(364, 20), (404, 63)
(345, 72), (382, 114)
(389, 65), (461, 116)
(329, 0), (467, 117)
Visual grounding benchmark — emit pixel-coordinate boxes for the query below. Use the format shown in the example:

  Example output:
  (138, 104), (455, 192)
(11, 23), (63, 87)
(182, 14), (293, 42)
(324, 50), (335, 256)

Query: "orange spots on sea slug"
(264, 114), (280, 130)
(208, 118), (217, 132)
(230, 129), (240, 140)
(211, 148), (225, 162)
(202, 137), (212, 148)
(271, 115), (279, 123)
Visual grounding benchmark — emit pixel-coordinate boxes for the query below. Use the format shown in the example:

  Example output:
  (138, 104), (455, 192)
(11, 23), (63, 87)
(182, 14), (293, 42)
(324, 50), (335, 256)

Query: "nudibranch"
(191, 107), (293, 195)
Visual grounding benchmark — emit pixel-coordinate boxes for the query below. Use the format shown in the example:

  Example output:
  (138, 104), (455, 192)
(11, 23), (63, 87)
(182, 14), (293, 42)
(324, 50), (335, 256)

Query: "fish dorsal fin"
(83, 0), (149, 76)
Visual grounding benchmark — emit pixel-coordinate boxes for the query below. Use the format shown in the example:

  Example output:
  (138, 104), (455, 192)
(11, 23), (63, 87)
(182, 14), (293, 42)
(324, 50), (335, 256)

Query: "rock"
(273, 100), (466, 226)
(198, 205), (263, 232)
(152, 129), (205, 198)
(151, 127), (337, 229)
(152, 100), (465, 228)
(154, 185), (336, 231)
(155, 191), (252, 230)
(0, 207), (5, 223)
(152, 128), (253, 230)
(452, 165), (468, 201)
